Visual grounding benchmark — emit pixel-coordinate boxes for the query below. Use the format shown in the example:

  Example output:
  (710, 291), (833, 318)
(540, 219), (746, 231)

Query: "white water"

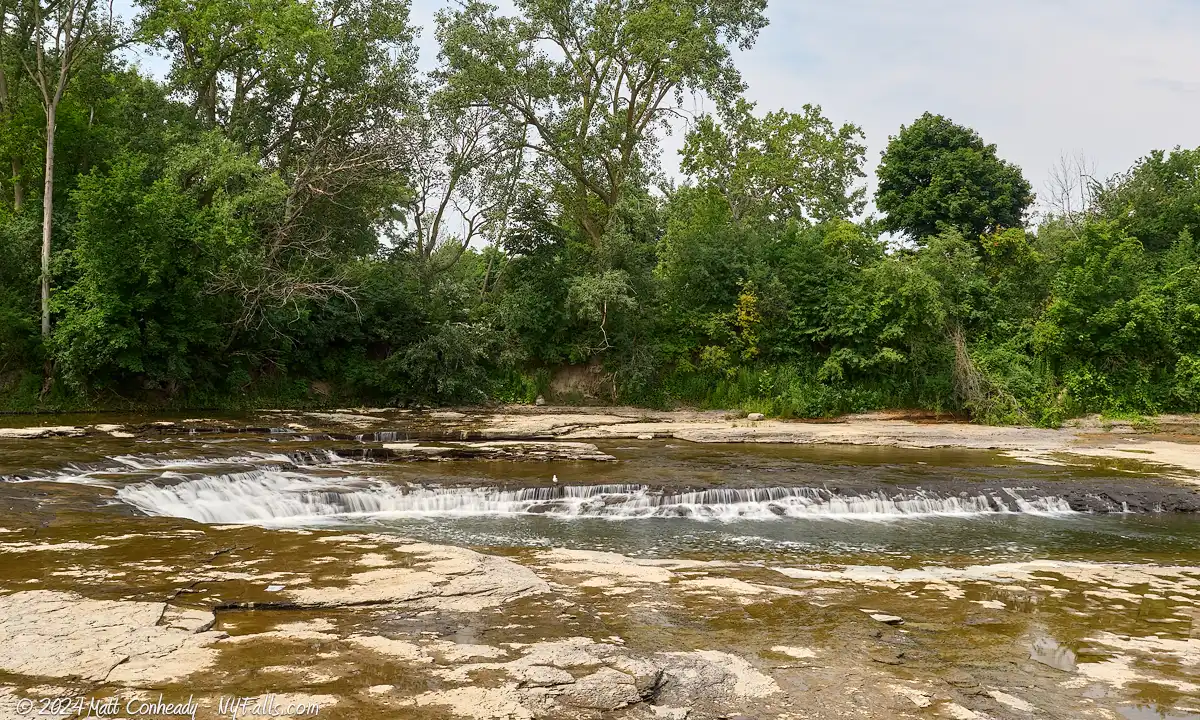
(4, 450), (361, 488)
(114, 470), (1076, 525)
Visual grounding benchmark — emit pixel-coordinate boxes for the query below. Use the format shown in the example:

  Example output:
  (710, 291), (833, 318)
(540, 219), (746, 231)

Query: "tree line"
(1, 0), (1199, 424)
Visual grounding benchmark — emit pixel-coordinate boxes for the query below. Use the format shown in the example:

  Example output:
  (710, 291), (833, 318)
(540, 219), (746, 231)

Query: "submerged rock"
(284, 541), (550, 611)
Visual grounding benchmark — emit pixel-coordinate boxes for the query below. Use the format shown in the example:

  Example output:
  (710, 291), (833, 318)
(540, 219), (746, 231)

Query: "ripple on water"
(1119, 706), (1200, 720)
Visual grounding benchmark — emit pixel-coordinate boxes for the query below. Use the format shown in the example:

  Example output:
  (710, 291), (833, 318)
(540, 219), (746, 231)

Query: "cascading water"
(113, 469), (1077, 525)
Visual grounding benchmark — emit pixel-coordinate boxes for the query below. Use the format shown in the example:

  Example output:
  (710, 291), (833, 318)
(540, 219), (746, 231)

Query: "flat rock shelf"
(1, 408), (1199, 720)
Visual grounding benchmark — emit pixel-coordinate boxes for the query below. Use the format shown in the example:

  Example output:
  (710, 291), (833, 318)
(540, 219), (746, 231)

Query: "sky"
(121, 0), (1200, 215)
(715, 0), (1200, 214)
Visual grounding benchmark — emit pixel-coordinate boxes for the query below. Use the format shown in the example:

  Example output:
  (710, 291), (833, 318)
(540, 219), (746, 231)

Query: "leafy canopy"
(435, 0), (768, 243)
(681, 99), (867, 225)
(876, 112), (1033, 243)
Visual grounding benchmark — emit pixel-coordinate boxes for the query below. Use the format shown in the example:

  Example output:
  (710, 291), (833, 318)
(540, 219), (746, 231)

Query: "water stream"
(2, 414), (1200, 719)
(4, 422), (1198, 563)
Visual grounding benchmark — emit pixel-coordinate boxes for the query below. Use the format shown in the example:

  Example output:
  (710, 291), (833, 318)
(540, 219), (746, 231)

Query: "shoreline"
(5, 406), (1200, 482)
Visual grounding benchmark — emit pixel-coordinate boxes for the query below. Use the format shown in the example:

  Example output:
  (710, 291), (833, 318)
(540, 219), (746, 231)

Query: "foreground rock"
(0, 525), (1197, 720)
(413, 637), (778, 717)
(0, 591), (222, 684)
(280, 540), (551, 611)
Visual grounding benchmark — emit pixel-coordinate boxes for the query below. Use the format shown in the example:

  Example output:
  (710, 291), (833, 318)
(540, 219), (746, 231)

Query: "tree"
(436, 0), (768, 245)
(657, 185), (757, 318)
(1032, 221), (1170, 412)
(876, 112), (1033, 244)
(0, 0), (37, 212)
(54, 145), (262, 391)
(139, 0), (418, 328)
(1042, 150), (1098, 233)
(21, 0), (108, 337)
(1094, 147), (1200, 253)
(398, 94), (524, 274)
(680, 98), (867, 225)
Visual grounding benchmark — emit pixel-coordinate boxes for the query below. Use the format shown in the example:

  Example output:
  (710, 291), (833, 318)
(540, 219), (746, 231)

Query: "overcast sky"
(721, 0), (1200, 213)
(124, 0), (1200, 213)
(410, 0), (1200, 213)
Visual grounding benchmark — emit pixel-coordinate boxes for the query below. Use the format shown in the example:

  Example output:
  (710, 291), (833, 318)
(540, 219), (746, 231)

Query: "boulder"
(560, 667), (642, 710)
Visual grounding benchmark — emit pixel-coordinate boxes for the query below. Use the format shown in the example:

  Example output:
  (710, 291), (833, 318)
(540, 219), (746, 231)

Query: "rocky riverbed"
(0, 408), (1198, 719)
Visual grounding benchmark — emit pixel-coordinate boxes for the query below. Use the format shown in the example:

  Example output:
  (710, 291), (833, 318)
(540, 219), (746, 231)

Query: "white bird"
(552, 474), (559, 483)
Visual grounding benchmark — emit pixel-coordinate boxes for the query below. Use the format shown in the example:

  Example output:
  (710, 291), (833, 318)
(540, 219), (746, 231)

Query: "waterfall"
(113, 470), (1077, 526)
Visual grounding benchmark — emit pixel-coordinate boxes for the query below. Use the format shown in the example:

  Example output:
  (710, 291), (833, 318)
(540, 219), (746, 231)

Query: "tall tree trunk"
(40, 101), (55, 337)
(0, 64), (17, 212)
(12, 157), (23, 212)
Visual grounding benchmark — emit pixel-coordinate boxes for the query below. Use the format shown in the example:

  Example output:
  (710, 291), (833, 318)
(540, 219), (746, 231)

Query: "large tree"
(875, 112), (1033, 244)
(435, 0), (769, 246)
(138, 0), (418, 325)
(680, 98), (867, 225)
(21, 0), (108, 338)
(398, 93), (524, 274)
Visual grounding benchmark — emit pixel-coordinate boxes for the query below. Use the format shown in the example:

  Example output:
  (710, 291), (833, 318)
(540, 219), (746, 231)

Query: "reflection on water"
(1030, 635), (1077, 672)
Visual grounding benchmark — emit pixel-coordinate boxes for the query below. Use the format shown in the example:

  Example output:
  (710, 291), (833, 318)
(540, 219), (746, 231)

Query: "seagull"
(552, 474), (559, 484)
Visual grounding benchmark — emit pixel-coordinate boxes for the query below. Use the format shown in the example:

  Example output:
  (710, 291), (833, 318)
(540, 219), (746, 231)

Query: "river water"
(3, 413), (1200, 720)
(4, 417), (1199, 563)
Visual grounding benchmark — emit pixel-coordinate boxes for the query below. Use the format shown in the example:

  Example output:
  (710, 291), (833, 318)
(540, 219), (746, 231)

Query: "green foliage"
(436, 0), (768, 243)
(52, 136), (280, 392)
(3, 0), (1200, 427)
(0, 209), (39, 374)
(876, 112), (1034, 243)
(1031, 222), (1168, 412)
(1096, 148), (1200, 253)
(681, 99), (868, 224)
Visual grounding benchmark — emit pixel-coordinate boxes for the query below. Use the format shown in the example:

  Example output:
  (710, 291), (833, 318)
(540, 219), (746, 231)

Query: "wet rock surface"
(0, 518), (1195, 719)
(0, 410), (1199, 719)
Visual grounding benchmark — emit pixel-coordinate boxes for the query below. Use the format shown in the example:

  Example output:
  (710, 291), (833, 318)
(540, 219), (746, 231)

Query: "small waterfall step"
(114, 472), (1082, 525)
